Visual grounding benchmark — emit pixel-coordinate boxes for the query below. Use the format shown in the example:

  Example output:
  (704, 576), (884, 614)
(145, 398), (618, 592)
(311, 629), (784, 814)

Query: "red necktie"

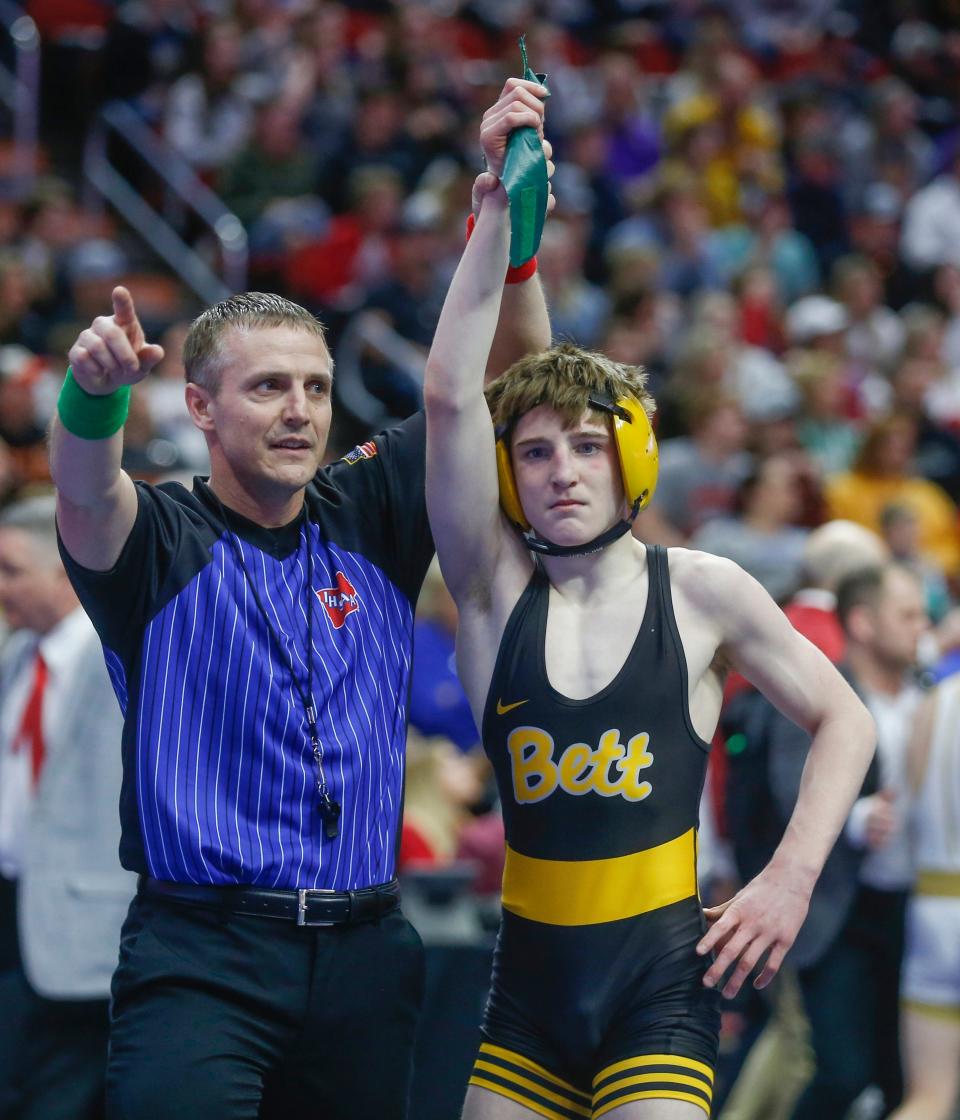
(15, 650), (47, 786)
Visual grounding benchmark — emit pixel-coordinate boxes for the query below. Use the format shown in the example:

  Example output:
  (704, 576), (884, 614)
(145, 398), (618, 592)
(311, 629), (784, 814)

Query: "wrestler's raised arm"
(50, 286), (164, 571)
(424, 80), (550, 603)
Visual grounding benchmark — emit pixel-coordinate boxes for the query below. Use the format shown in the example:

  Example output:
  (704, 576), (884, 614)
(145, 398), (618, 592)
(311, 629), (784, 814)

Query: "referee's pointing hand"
(68, 285), (165, 396)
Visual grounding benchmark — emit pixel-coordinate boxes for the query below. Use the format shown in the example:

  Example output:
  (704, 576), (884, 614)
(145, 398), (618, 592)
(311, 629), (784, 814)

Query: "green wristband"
(57, 367), (131, 440)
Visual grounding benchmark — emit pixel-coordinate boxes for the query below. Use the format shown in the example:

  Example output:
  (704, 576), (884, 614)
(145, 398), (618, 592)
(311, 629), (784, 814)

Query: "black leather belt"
(139, 875), (401, 927)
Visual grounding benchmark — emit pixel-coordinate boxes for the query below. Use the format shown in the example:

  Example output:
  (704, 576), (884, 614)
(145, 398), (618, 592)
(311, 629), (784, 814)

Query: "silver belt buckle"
(297, 888), (337, 927)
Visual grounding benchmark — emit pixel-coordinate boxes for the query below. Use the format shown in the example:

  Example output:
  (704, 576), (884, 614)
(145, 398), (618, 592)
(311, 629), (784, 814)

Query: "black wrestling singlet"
(483, 544), (710, 916)
(476, 545), (720, 1109)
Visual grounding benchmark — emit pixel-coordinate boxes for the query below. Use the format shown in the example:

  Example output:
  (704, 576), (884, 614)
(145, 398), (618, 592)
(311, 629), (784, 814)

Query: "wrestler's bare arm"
(670, 550), (876, 998)
(50, 286), (164, 571)
(424, 82), (554, 708)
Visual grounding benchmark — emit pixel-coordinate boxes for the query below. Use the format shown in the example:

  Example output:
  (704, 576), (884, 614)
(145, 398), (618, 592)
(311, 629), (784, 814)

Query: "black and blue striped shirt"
(60, 414), (432, 890)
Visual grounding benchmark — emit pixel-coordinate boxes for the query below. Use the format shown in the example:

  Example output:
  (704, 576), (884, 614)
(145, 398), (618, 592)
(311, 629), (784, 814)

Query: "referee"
(48, 79), (551, 1120)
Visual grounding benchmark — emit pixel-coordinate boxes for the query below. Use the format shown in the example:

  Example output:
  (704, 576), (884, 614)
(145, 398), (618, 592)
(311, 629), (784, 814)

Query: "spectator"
(0, 495), (134, 1120)
(538, 219), (610, 348)
(317, 87), (420, 216)
(719, 517), (889, 1120)
(136, 321), (211, 472)
(351, 197), (452, 419)
(792, 351), (862, 476)
(162, 18), (254, 178)
(707, 190), (821, 306)
(409, 560), (479, 755)
(825, 413), (960, 579)
(285, 165), (403, 311)
(901, 144), (960, 272)
(217, 100), (322, 241)
(886, 315), (960, 506)
(638, 384), (752, 545)
(787, 134), (850, 274)
(399, 732), (485, 871)
(888, 675), (960, 1120)
(848, 181), (917, 311)
(833, 253), (906, 381)
(691, 454), (809, 603)
(935, 262), (960, 370)
(841, 77), (935, 213)
(880, 501), (952, 622)
(663, 49), (782, 228)
(772, 563), (928, 1120)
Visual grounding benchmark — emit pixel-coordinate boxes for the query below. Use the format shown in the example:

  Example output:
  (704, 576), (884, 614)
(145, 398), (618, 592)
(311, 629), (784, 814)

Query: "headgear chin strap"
(522, 498), (642, 558)
(496, 392), (658, 558)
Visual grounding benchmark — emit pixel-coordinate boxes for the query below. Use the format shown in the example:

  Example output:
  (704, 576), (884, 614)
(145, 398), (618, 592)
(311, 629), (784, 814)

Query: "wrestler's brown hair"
(484, 342), (655, 438)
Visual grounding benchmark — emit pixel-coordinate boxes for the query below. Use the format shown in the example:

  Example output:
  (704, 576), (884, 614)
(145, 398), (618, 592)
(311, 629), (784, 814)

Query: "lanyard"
(214, 494), (341, 839)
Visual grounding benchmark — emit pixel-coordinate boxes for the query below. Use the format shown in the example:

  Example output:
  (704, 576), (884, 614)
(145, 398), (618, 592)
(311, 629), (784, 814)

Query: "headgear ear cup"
(612, 397), (659, 510)
(496, 437), (529, 529)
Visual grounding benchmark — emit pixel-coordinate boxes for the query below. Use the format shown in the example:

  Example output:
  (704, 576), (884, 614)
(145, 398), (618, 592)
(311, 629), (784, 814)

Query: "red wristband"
(464, 213), (538, 284)
(505, 257), (538, 284)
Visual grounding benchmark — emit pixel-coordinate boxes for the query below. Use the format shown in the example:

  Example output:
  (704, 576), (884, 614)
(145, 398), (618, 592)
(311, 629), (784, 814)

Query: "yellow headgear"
(495, 393), (659, 530)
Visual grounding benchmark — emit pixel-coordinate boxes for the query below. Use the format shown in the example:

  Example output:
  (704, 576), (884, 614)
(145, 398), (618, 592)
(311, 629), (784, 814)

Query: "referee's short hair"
(183, 292), (329, 394)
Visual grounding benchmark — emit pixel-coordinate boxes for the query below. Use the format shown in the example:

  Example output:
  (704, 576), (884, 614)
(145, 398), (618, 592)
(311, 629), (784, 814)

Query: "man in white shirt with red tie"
(0, 494), (134, 1120)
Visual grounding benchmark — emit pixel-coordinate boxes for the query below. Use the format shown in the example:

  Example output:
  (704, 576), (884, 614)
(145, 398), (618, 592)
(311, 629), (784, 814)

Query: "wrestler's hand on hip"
(68, 285), (165, 395)
(696, 866), (811, 999)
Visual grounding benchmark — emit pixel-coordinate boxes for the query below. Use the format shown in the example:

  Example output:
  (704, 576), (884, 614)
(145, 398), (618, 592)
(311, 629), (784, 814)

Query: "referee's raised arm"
(50, 285), (164, 571)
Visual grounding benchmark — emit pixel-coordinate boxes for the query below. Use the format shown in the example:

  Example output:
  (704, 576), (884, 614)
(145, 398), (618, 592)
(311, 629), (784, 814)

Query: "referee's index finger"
(111, 285), (138, 328)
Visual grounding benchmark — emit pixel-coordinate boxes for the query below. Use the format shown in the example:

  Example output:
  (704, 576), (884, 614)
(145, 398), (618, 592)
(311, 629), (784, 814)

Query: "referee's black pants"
(106, 893), (425, 1120)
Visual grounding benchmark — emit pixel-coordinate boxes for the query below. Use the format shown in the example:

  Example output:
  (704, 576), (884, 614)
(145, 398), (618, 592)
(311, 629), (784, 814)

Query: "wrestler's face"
(511, 405), (624, 547)
(188, 325), (333, 518)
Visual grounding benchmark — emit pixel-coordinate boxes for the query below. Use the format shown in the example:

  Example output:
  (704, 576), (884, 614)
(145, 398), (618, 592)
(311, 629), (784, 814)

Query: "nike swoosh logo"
(496, 698), (529, 715)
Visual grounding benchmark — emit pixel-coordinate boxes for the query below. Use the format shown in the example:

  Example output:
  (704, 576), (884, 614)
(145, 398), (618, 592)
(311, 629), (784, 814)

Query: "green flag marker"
(501, 35), (550, 268)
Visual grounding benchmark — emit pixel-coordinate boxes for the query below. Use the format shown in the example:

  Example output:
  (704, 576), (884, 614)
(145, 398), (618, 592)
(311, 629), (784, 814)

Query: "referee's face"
(192, 325), (333, 518)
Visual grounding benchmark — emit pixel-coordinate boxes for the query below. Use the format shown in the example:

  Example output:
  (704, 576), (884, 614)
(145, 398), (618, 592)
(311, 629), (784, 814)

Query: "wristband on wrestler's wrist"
(57, 366), (131, 440)
(465, 213), (538, 284)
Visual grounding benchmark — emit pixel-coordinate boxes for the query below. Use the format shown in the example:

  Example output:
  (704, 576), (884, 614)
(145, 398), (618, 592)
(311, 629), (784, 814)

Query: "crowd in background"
(4, 1), (960, 1117)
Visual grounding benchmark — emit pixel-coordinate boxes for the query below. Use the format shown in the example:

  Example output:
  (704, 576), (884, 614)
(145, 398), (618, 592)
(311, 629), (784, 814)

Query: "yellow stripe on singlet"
(593, 1053), (715, 1086)
(468, 1077), (583, 1120)
(501, 828), (698, 926)
(593, 1090), (711, 1118)
(593, 1071), (714, 1106)
(477, 1044), (591, 1099)
(471, 1066), (592, 1116)
(916, 869), (960, 897)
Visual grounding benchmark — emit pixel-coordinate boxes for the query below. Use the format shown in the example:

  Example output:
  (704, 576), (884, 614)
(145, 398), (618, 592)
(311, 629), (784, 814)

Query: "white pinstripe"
(210, 550), (237, 873)
(170, 575), (201, 882)
(103, 647), (128, 713)
(150, 598), (179, 880)
(234, 561), (255, 878)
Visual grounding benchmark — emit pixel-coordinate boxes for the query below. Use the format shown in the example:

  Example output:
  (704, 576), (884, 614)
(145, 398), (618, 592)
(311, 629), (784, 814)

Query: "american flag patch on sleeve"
(341, 440), (378, 465)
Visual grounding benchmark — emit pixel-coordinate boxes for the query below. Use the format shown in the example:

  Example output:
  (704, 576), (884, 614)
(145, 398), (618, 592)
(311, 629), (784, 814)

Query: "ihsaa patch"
(317, 571), (361, 629)
(341, 441), (378, 465)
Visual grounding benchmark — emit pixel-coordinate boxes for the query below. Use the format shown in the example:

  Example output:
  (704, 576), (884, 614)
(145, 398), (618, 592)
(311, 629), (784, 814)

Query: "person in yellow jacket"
(825, 414), (960, 579)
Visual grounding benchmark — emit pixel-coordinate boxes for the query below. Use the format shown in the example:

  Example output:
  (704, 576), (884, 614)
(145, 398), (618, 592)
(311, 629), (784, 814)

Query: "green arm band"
(501, 35), (550, 269)
(57, 367), (131, 440)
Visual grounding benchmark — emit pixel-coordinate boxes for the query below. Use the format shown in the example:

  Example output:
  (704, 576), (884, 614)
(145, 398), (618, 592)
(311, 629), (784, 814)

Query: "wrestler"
(422, 170), (876, 1119)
